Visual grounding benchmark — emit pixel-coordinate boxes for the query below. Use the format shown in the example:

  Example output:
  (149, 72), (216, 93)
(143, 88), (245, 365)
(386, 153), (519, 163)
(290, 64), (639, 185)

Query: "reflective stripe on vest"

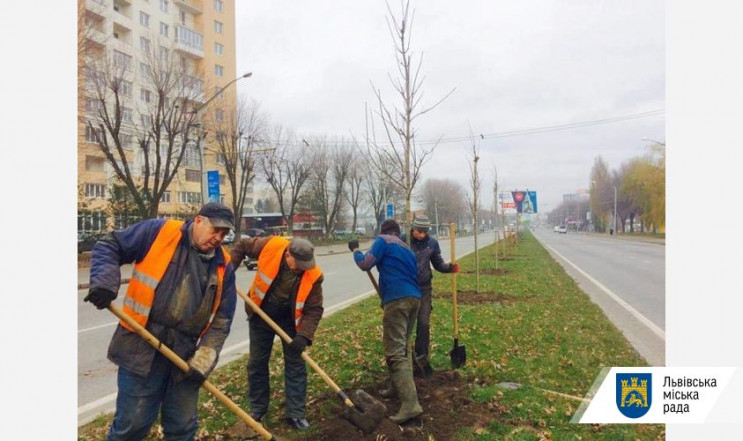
(249, 237), (322, 329)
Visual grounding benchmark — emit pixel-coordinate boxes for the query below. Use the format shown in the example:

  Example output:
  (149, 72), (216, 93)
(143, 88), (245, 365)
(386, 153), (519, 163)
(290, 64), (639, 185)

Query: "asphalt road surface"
(532, 227), (665, 366)
(77, 231), (497, 426)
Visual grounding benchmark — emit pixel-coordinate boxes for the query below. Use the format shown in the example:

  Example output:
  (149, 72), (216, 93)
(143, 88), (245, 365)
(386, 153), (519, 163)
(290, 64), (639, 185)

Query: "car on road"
(553, 225), (567, 234)
(243, 228), (266, 238)
(78, 232), (104, 253)
(223, 230), (235, 244)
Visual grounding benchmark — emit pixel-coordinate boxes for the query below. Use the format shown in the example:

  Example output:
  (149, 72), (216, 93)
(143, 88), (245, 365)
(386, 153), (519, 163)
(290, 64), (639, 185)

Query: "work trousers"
(107, 352), (201, 441)
(413, 286), (433, 359)
(382, 296), (421, 372)
(247, 306), (307, 419)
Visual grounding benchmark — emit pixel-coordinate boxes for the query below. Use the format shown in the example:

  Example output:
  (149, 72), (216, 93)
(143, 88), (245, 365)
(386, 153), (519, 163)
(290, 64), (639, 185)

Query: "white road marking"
(79, 322), (117, 333)
(541, 241), (665, 340)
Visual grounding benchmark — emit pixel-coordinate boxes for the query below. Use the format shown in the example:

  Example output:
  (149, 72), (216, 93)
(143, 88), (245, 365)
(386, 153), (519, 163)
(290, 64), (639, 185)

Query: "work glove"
(347, 239), (359, 252)
(287, 335), (310, 357)
(84, 287), (117, 310)
(176, 346), (217, 385)
(451, 263), (460, 273)
(182, 366), (206, 386)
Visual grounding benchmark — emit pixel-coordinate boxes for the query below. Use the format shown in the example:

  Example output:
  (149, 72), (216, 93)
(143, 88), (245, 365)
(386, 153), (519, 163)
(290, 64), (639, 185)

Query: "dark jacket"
(90, 219), (237, 377)
(230, 236), (324, 342)
(410, 232), (455, 289)
(353, 234), (421, 305)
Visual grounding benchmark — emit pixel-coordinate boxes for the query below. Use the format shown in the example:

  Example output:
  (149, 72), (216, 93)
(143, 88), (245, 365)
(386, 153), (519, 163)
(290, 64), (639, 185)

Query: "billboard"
(511, 190), (538, 214)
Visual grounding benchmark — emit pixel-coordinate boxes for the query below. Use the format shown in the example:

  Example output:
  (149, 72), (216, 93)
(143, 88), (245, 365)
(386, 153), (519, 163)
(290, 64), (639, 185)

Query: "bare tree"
(303, 138), (354, 238)
(420, 178), (467, 233)
(344, 157), (366, 233)
(364, 0), (456, 236)
(259, 127), (313, 234)
(83, 38), (206, 218)
(465, 137), (481, 293)
(212, 98), (268, 236)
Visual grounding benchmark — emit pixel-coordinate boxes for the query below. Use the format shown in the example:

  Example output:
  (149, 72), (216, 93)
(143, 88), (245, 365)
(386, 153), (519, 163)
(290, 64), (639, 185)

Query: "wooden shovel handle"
(366, 270), (381, 294)
(107, 303), (276, 440)
(237, 289), (356, 409)
(450, 223), (458, 339)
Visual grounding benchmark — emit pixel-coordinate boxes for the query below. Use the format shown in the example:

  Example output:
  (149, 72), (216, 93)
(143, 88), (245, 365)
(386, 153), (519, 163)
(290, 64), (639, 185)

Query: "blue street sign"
(207, 170), (220, 203)
(386, 203), (394, 219)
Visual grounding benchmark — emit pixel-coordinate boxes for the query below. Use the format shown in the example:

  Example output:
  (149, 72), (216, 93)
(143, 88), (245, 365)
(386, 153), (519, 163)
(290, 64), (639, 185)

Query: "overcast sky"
(234, 0), (664, 213)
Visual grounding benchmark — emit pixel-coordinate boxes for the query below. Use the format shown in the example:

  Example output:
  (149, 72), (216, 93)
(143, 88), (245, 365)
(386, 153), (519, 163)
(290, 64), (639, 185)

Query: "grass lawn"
(78, 230), (664, 440)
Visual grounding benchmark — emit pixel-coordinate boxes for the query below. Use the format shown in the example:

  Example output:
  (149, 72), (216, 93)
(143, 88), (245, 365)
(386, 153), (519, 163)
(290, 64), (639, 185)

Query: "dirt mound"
(224, 371), (498, 440)
(310, 370), (496, 440)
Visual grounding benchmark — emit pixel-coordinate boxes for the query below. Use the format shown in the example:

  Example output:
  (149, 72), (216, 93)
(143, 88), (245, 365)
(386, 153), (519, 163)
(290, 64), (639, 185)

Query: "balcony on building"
(174, 0), (202, 15)
(174, 25), (204, 58)
(112, 0), (134, 31)
(85, 0), (107, 19)
(181, 74), (204, 103)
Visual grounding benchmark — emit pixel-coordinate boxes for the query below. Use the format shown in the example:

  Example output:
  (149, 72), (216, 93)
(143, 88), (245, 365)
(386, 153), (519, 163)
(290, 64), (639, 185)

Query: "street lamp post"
(189, 72), (253, 203)
(613, 185), (618, 235)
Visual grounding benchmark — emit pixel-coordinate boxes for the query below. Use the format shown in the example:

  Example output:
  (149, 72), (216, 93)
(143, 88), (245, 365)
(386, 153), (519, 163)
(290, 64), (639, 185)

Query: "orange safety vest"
(249, 236), (323, 328)
(121, 219), (231, 339)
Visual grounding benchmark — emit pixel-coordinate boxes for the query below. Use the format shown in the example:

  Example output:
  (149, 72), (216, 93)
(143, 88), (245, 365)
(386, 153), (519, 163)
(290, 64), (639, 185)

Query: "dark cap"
(288, 238), (316, 270)
(198, 203), (235, 230)
(412, 215), (431, 232)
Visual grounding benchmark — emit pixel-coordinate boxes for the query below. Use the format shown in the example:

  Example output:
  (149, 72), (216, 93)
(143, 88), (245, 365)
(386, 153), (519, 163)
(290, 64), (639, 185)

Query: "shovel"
(237, 289), (386, 434)
(449, 224), (467, 369)
(365, 270), (433, 379)
(106, 303), (280, 441)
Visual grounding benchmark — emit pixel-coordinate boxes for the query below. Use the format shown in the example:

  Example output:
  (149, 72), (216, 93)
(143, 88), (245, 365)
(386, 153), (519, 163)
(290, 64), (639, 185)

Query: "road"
(532, 227), (665, 366)
(77, 231), (497, 426)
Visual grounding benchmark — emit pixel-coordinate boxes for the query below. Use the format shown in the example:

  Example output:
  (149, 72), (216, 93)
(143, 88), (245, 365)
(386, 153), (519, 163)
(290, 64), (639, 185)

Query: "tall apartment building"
(78, 0), (244, 233)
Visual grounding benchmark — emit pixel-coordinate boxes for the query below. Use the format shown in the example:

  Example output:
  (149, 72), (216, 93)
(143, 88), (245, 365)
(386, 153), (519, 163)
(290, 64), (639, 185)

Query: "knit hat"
(411, 215), (431, 232)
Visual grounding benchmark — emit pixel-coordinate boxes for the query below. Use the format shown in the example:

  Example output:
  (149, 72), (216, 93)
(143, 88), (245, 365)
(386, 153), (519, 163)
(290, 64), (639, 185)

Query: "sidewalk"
(77, 239), (371, 290)
(583, 231), (665, 245)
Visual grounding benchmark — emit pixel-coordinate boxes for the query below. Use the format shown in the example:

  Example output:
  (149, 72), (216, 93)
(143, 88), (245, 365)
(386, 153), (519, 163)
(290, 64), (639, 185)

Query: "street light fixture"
(188, 72), (253, 203)
(642, 137), (665, 146)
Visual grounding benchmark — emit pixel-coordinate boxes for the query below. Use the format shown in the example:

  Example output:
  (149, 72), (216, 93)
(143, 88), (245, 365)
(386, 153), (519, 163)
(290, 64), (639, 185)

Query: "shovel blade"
(450, 339), (467, 369)
(339, 389), (387, 434)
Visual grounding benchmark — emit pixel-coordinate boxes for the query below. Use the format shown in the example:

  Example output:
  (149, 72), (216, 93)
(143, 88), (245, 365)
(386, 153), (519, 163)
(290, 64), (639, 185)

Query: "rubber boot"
(388, 367), (423, 423)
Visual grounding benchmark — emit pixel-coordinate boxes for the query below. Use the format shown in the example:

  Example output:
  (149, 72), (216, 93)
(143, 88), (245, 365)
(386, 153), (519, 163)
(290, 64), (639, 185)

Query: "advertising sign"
(207, 170), (220, 203)
(511, 190), (538, 214)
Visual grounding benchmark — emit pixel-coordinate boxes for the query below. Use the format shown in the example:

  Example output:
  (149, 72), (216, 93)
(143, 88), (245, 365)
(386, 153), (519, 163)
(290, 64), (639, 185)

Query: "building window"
(85, 126), (101, 143)
(140, 36), (150, 52)
(120, 133), (134, 150)
(184, 145), (200, 167)
(214, 42), (223, 55)
(219, 175), (225, 185)
(215, 64), (223, 77)
(159, 46), (169, 62)
(85, 156), (105, 172)
(213, 86), (223, 100)
(119, 79), (133, 97)
(86, 98), (104, 114)
(215, 109), (224, 122)
(140, 89), (152, 103)
(139, 11), (150, 27)
(216, 153), (226, 165)
(179, 9), (186, 24)
(214, 0), (223, 12)
(178, 191), (201, 203)
(140, 114), (152, 129)
(161, 191), (171, 203)
(185, 169), (200, 182)
(121, 107), (134, 124)
(113, 50), (132, 70)
(214, 20), (223, 34)
(159, 0), (168, 12)
(160, 22), (169, 37)
(140, 62), (150, 78)
(85, 183), (107, 198)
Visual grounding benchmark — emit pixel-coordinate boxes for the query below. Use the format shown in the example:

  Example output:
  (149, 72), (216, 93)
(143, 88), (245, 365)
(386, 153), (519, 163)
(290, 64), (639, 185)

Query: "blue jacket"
(353, 234), (421, 305)
(90, 218), (237, 377)
(410, 233), (454, 289)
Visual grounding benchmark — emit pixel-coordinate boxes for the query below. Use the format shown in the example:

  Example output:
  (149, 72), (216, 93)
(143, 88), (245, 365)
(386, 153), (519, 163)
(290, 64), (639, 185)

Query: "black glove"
(184, 366), (206, 385)
(84, 287), (117, 310)
(287, 335), (309, 357)
(348, 239), (359, 252)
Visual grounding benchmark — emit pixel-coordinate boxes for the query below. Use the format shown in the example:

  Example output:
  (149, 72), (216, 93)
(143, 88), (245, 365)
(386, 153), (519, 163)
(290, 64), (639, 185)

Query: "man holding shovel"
(84, 203), (237, 441)
(409, 215), (459, 377)
(230, 235), (324, 430)
(348, 219), (424, 424)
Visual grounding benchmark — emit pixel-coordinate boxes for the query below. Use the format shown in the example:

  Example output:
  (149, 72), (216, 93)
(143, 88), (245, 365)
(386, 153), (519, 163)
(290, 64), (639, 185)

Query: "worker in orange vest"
(230, 235), (324, 430)
(84, 203), (237, 440)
